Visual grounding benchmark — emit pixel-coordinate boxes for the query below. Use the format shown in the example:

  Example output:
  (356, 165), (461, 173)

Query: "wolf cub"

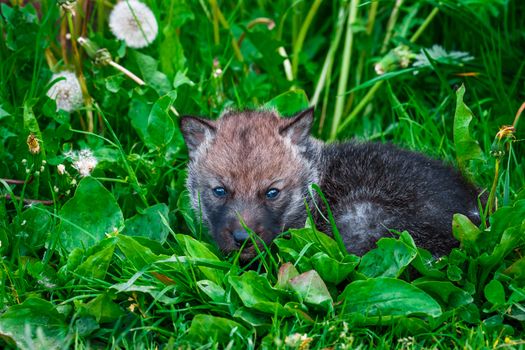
(180, 108), (481, 260)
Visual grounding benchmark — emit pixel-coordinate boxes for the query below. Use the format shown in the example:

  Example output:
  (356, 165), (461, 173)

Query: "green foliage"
(0, 0), (524, 348)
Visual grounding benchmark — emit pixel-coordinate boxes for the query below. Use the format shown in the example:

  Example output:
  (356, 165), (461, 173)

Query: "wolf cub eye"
(213, 187), (227, 198)
(265, 188), (280, 200)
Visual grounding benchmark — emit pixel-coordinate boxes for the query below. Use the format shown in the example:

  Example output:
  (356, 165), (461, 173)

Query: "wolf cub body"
(181, 108), (480, 259)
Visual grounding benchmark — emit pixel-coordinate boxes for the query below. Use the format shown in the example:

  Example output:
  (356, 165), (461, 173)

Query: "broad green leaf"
(452, 213), (481, 254)
(264, 90), (309, 116)
(358, 233), (417, 278)
(77, 293), (125, 323)
(484, 279), (506, 306)
(229, 271), (290, 315)
(57, 177), (123, 253)
(310, 252), (358, 284)
(75, 237), (117, 280)
(145, 93), (176, 148)
(197, 280), (226, 303)
(175, 234), (224, 285)
(339, 278), (442, 322)
(0, 298), (67, 348)
(453, 84), (484, 175)
(20, 204), (52, 249)
(160, 26), (187, 79)
(288, 270), (333, 309)
(131, 51), (171, 95)
(117, 234), (166, 270)
(122, 203), (169, 243)
(187, 314), (249, 344)
(413, 280), (473, 308)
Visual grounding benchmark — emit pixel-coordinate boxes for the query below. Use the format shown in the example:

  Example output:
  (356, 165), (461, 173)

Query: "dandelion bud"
(57, 164), (66, 175)
(54, 186), (59, 193)
(46, 71), (83, 112)
(375, 45), (414, 75)
(77, 37), (100, 59)
(109, 0), (158, 49)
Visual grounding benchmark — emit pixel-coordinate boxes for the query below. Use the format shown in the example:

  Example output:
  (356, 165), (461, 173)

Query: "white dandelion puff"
(46, 71), (83, 112)
(65, 149), (98, 177)
(109, 0), (158, 49)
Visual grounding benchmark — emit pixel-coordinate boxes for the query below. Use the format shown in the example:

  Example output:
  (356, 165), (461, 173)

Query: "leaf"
(197, 280), (226, 303)
(276, 263), (299, 289)
(453, 84), (484, 175)
(117, 235), (165, 270)
(288, 270), (333, 309)
(358, 233), (417, 278)
(413, 280), (473, 308)
(77, 293), (125, 323)
(75, 237), (117, 280)
(145, 93), (176, 148)
(122, 203), (170, 243)
(228, 271), (290, 315)
(484, 279), (506, 306)
(20, 204), (52, 249)
(310, 252), (358, 284)
(339, 278), (442, 322)
(131, 51), (171, 95)
(57, 177), (123, 253)
(175, 234), (225, 285)
(264, 90), (309, 116)
(0, 298), (67, 348)
(452, 213), (481, 254)
(187, 315), (249, 344)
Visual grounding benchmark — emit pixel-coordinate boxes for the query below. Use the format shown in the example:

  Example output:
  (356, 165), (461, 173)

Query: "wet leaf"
(339, 278), (442, 322)
(57, 177), (123, 253)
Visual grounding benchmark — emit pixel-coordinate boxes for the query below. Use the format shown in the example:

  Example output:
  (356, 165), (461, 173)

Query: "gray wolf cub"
(180, 108), (480, 260)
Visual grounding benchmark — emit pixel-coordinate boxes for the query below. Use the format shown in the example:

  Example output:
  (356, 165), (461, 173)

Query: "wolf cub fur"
(180, 108), (480, 260)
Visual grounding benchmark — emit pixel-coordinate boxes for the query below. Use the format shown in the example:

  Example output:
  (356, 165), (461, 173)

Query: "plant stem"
(330, 0), (359, 140)
(291, 0), (323, 78)
(381, 0), (405, 53)
(409, 7), (440, 43)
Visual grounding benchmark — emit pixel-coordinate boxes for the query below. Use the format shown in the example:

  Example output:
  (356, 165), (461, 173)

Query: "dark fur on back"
(180, 108), (481, 258)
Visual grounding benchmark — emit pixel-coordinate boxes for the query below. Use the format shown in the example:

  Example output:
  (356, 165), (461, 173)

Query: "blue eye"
(266, 188), (280, 200)
(213, 187), (227, 198)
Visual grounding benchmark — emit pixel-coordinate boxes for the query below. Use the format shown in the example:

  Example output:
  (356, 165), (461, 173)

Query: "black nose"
(233, 229), (250, 245)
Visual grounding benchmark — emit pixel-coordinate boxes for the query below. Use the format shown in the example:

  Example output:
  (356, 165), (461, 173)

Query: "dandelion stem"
(409, 7), (440, 43)
(108, 60), (146, 85)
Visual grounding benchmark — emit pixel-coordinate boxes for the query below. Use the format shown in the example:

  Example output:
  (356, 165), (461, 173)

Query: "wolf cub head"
(180, 108), (319, 260)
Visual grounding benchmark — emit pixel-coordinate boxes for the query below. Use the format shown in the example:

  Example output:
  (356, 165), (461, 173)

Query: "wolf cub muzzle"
(181, 108), (480, 260)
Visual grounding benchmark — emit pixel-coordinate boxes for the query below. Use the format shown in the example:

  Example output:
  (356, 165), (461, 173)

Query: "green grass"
(0, 0), (524, 349)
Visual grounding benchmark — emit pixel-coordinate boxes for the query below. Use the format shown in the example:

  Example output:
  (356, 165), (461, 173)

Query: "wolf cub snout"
(180, 108), (480, 260)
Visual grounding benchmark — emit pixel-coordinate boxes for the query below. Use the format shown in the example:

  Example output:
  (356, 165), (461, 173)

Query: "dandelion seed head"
(65, 149), (98, 177)
(46, 71), (83, 112)
(109, 0), (158, 49)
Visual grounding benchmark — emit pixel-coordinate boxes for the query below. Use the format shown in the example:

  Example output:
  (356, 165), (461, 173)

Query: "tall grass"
(0, 0), (524, 348)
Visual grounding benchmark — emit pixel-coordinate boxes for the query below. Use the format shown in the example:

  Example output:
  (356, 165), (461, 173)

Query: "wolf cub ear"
(180, 116), (216, 157)
(279, 107), (314, 145)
